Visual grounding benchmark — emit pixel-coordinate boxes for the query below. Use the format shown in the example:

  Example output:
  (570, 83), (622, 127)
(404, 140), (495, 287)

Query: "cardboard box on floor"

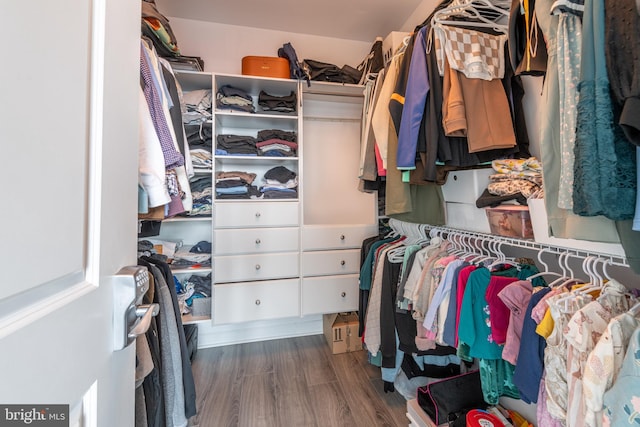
(323, 312), (363, 354)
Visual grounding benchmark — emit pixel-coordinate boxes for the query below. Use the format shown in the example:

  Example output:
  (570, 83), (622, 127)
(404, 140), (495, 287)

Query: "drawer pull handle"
(255, 212), (261, 218)
(340, 234), (345, 241)
(255, 238), (261, 244)
(340, 260), (346, 266)
(255, 299), (261, 306)
(255, 264), (261, 270)
(341, 292), (346, 298)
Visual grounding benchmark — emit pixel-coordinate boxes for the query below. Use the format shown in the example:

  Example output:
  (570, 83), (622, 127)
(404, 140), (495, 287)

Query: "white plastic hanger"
(487, 241), (518, 270)
(555, 253), (589, 290)
(432, 0), (511, 34)
(546, 252), (573, 288)
(525, 248), (563, 282)
(573, 256), (604, 296)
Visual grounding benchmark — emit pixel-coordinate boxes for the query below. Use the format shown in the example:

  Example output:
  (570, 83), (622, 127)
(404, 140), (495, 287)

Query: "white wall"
(167, 18), (372, 74)
(400, 0), (443, 31)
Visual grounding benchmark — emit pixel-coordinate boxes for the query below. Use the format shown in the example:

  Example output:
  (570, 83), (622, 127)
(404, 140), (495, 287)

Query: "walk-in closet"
(2, 0), (638, 425)
(134, 0), (640, 425)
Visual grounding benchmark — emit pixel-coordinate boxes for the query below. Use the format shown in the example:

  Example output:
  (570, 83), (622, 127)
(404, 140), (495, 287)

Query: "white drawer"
(213, 278), (300, 324)
(215, 201), (299, 228)
(301, 275), (359, 315)
(301, 224), (377, 250)
(441, 168), (492, 203)
(445, 202), (491, 233)
(214, 252), (299, 283)
(214, 227), (299, 255)
(301, 249), (361, 276)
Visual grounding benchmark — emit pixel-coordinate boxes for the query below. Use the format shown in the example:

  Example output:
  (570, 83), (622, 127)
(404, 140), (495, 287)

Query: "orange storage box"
(241, 56), (290, 79)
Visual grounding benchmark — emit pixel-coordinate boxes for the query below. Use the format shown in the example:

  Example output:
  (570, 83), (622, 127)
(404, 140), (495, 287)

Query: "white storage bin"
(441, 168), (493, 204)
(445, 202), (491, 233)
(527, 198), (625, 256)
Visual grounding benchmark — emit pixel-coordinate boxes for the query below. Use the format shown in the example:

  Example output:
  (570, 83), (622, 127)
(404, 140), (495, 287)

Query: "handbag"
(416, 370), (487, 425)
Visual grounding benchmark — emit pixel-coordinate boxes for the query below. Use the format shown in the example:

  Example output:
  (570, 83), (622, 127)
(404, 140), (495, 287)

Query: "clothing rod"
(388, 220), (629, 268)
(302, 91), (364, 99)
(433, 225), (629, 268)
(302, 116), (362, 122)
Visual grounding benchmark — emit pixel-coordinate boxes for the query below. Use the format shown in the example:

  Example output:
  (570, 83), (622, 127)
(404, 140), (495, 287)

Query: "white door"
(0, 0), (141, 425)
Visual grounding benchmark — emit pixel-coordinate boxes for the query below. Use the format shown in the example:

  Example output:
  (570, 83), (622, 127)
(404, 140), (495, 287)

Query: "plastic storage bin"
(485, 205), (534, 239)
(441, 168), (493, 203)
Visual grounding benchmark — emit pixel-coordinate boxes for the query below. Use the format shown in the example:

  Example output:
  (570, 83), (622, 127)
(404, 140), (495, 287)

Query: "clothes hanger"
(525, 248), (563, 282)
(591, 257), (637, 301)
(445, 231), (461, 256)
(545, 252), (573, 288)
(550, 255), (597, 313)
(572, 256), (603, 296)
(386, 222), (431, 262)
(389, 34), (413, 64)
(432, 0), (510, 34)
(468, 235), (491, 264)
(454, 233), (471, 258)
(487, 241), (518, 270)
(466, 236), (489, 264)
(554, 253), (589, 290)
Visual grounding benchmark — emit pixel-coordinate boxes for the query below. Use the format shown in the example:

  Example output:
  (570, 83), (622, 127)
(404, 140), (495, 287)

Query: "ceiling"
(154, 0), (425, 42)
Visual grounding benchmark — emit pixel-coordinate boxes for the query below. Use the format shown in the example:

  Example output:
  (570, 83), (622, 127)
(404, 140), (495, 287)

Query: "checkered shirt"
(434, 23), (508, 81)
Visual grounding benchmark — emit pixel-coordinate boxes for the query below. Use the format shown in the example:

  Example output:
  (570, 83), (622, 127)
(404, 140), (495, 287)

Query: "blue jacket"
(396, 26), (430, 170)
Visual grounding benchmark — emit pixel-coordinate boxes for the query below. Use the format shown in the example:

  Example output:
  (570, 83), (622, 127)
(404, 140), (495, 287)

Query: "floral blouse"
(602, 326), (640, 426)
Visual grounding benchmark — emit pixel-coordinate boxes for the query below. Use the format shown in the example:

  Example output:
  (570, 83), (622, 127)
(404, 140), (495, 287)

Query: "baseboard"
(196, 314), (323, 348)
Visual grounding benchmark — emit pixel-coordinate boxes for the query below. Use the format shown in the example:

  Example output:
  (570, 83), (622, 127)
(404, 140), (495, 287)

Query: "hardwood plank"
(238, 373), (278, 427)
(238, 340), (275, 377)
(325, 348), (405, 427)
(186, 335), (411, 427)
(270, 338), (318, 426)
(308, 381), (359, 427)
(351, 348), (409, 425)
(189, 345), (243, 427)
(295, 334), (338, 386)
(368, 376), (413, 427)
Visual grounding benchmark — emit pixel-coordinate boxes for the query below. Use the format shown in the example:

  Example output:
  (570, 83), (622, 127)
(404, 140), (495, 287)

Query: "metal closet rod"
(389, 220), (629, 268)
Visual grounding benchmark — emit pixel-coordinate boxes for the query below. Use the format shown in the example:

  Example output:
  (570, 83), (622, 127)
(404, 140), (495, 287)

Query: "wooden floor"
(187, 334), (409, 427)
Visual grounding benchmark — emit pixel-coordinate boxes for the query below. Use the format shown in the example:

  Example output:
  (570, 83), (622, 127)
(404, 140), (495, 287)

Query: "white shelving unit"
(140, 72), (379, 342)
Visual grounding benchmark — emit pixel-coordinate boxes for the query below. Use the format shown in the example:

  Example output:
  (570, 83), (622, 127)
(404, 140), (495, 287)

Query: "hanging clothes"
(572, 0), (636, 221)
(583, 311), (640, 426)
(534, 0), (621, 243)
(601, 326), (640, 426)
(512, 286), (553, 404)
(564, 281), (632, 427)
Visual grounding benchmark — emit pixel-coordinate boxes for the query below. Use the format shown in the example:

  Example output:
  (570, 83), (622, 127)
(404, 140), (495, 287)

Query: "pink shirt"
(497, 280), (533, 365)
